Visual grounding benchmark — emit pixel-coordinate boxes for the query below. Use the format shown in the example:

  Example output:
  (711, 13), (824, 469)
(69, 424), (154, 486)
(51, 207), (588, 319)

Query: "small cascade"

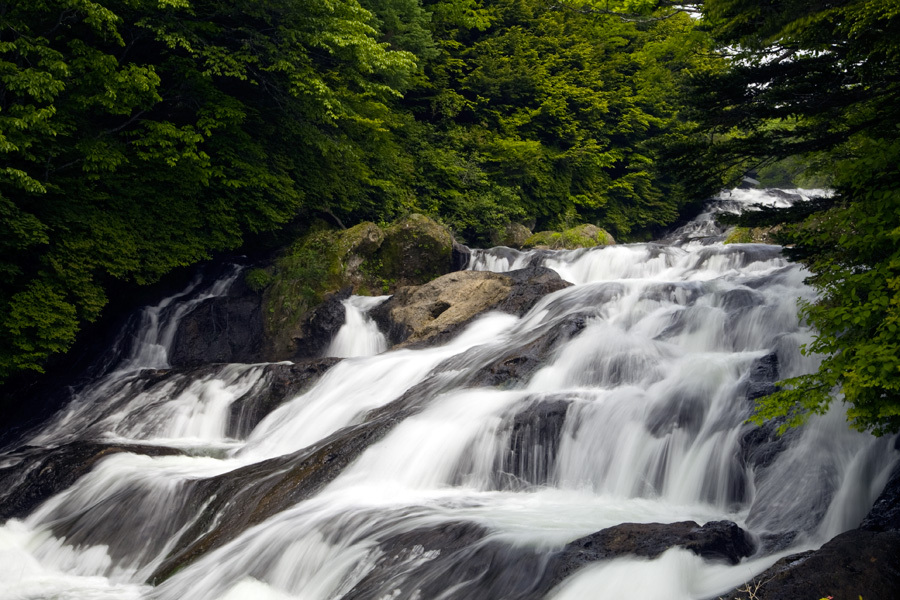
(23, 266), (246, 448)
(0, 189), (896, 600)
(325, 296), (390, 358)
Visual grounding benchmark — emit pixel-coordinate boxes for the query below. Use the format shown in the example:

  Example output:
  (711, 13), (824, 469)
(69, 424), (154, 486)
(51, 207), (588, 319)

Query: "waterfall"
(325, 296), (390, 358)
(0, 189), (895, 600)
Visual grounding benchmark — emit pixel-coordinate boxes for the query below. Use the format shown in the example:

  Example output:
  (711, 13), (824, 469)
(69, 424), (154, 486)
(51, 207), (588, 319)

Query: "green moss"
(724, 226), (780, 245)
(524, 224), (615, 249)
(374, 214), (453, 286)
(724, 227), (754, 244)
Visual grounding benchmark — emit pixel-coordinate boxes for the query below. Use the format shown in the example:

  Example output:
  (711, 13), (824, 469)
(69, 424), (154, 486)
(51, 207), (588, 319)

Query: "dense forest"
(1, 0), (898, 434)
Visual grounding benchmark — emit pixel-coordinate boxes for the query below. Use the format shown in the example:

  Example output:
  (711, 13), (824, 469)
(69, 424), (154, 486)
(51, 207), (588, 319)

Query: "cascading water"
(0, 189), (896, 600)
(325, 296), (390, 358)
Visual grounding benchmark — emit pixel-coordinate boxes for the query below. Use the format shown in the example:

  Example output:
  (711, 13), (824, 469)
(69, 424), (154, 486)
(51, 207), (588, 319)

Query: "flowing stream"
(0, 189), (896, 600)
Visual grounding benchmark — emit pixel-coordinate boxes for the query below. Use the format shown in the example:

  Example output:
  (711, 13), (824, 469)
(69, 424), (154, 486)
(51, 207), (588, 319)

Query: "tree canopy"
(0, 0), (415, 379)
(1, 0), (720, 382)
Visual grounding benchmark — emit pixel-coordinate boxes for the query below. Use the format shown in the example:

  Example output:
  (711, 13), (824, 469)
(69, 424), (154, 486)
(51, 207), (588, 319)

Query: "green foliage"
(244, 268), (274, 293)
(691, 0), (900, 434)
(753, 138), (900, 435)
(0, 0), (414, 380)
(0, 0), (726, 379)
(397, 0), (721, 244)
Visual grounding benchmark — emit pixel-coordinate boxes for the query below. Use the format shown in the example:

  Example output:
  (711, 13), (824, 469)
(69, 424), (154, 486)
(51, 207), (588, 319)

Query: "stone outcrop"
(260, 214), (462, 360)
(373, 213), (455, 288)
(370, 266), (570, 348)
(170, 275), (266, 367)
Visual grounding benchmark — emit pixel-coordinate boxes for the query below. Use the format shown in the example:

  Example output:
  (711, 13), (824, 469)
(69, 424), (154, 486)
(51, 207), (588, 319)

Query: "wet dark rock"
(468, 315), (587, 388)
(170, 275), (265, 367)
(293, 287), (352, 358)
(860, 458), (900, 532)
(0, 442), (183, 520)
(496, 399), (571, 488)
(720, 529), (900, 600)
(544, 520), (754, 590)
(738, 421), (794, 472)
(646, 391), (707, 438)
(452, 241), (471, 271)
(149, 404), (415, 585)
(227, 358), (343, 438)
(717, 288), (765, 313)
(741, 352), (779, 401)
(345, 519), (754, 600)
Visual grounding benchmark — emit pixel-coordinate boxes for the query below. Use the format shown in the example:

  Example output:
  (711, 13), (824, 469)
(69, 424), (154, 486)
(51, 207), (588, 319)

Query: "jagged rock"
(293, 287), (352, 358)
(371, 266), (570, 348)
(452, 240), (472, 271)
(742, 352), (779, 401)
(169, 275), (265, 367)
(497, 398), (571, 488)
(0, 442), (183, 520)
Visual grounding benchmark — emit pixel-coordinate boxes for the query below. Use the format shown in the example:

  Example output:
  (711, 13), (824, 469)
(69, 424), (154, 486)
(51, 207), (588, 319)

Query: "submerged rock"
(860, 457), (900, 532)
(149, 404), (416, 584)
(342, 519), (753, 600)
(721, 461), (900, 600)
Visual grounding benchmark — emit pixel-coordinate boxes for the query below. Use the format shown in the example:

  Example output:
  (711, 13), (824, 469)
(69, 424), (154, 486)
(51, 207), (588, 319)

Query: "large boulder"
(373, 213), (455, 289)
(370, 266), (571, 348)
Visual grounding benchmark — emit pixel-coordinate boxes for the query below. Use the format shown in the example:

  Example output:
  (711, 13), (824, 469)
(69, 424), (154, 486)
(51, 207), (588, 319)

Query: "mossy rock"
(491, 223), (533, 249)
(724, 226), (781, 245)
(524, 224), (615, 249)
(256, 215), (458, 359)
(373, 214), (454, 289)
